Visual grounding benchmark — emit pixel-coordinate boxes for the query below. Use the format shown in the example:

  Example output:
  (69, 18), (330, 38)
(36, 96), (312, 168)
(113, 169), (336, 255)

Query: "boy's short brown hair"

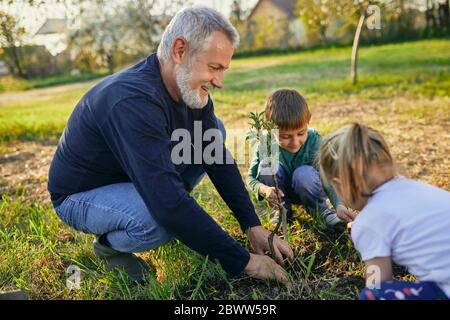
(265, 89), (311, 130)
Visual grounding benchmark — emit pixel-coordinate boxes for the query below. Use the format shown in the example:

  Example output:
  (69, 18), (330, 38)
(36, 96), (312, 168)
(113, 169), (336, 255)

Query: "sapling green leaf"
(247, 111), (289, 260)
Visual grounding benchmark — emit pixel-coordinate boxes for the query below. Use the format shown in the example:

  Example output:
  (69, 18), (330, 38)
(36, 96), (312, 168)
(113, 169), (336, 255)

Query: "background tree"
(296, 0), (337, 45)
(121, 0), (185, 58)
(0, 10), (26, 78)
(295, 0), (375, 46)
(252, 15), (290, 49)
(69, 0), (185, 73)
(230, 0), (245, 26)
(229, 0), (257, 50)
(69, 4), (124, 74)
(425, 0), (450, 36)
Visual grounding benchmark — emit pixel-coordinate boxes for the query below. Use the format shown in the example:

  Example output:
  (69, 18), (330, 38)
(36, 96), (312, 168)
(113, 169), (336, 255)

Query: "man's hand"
(259, 185), (284, 209)
(244, 253), (291, 286)
(246, 226), (293, 266)
(336, 204), (356, 222)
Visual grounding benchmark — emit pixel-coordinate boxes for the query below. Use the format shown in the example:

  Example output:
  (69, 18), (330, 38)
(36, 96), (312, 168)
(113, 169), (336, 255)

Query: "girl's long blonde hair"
(319, 123), (395, 205)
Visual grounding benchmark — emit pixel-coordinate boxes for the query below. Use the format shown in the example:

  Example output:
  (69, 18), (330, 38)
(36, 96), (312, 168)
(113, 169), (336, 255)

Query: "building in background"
(246, 0), (305, 48)
(34, 18), (76, 56)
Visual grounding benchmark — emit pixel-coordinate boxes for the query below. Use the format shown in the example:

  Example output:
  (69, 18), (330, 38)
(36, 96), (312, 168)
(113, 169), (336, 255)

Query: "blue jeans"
(258, 164), (332, 216)
(359, 281), (449, 300)
(54, 118), (226, 253)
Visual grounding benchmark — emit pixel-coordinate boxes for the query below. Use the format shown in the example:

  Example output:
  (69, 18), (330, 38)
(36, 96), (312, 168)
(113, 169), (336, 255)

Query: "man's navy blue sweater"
(48, 53), (261, 276)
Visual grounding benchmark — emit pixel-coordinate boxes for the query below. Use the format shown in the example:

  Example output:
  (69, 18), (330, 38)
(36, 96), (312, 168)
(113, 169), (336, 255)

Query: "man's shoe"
(93, 235), (151, 283)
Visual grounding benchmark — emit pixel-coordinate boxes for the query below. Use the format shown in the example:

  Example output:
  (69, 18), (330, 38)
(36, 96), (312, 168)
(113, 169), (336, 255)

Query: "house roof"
(35, 19), (68, 35)
(248, 0), (297, 21)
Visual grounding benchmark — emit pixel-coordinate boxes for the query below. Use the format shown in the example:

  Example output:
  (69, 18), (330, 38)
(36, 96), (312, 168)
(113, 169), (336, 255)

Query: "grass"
(0, 71), (108, 94)
(0, 187), (365, 299)
(0, 39), (449, 299)
(1, 39), (448, 144)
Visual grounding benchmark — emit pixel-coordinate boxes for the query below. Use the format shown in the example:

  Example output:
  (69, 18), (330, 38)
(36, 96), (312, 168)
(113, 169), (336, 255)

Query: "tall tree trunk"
(425, 0), (431, 35)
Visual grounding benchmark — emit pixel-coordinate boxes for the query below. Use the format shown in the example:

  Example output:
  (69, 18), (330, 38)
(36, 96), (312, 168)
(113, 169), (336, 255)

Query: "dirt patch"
(0, 97), (448, 206)
(0, 142), (56, 203)
(312, 97), (450, 190)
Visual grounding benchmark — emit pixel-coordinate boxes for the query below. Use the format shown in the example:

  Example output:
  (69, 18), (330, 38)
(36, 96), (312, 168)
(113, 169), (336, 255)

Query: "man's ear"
(171, 37), (187, 65)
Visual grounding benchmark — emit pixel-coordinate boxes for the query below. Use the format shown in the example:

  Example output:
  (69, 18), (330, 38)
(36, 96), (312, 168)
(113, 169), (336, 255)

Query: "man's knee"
(141, 225), (174, 251)
(128, 223), (174, 252)
(292, 165), (321, 194)
(216, 117), (226, 142)
(125, 210), (174, 252)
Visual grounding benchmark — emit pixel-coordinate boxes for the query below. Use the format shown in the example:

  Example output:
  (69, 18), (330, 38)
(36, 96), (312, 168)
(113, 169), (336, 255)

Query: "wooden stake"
(351, 14), (366, 85)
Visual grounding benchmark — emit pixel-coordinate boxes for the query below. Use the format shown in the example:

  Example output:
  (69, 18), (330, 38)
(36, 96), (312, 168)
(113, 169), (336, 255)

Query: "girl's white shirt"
(351, 176), (450, 297)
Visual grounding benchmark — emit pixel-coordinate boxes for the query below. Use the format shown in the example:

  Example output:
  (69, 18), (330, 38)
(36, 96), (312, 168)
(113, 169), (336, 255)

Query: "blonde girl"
(320, 123), (450, 300)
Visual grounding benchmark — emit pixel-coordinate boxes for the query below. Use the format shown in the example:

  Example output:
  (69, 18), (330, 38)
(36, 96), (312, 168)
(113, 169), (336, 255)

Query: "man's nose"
(211, 73), (224, 89)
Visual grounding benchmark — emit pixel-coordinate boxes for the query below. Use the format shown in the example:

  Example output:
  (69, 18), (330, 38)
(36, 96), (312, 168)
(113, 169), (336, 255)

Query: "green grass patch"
(28, 72), (108, 90)
(0, 39), (448, 146)
(0, 72), (107, 94)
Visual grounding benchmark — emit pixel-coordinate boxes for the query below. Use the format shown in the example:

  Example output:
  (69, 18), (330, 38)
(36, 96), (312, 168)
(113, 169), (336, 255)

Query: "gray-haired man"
(48, 6), (293, 284)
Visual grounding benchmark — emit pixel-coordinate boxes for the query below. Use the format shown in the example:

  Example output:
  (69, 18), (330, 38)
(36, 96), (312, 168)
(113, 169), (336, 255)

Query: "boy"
(247, 89), (353, 225)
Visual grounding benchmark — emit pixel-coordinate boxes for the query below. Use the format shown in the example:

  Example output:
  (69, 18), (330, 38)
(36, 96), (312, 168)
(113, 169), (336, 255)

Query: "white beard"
(175, 64), (209, 109)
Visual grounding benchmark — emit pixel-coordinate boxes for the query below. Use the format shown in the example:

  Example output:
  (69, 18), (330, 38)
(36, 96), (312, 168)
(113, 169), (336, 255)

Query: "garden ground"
(0, 39), (449, 299)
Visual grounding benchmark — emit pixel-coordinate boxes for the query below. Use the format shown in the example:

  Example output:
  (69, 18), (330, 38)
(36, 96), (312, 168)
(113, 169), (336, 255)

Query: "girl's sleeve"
(351, 222), (391, 261)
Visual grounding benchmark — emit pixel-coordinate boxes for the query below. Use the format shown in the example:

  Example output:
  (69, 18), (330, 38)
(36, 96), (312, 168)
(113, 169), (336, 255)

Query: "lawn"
(0, 39), (449, 299)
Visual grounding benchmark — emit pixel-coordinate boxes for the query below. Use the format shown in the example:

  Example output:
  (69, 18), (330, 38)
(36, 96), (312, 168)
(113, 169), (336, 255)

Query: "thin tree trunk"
(107, 54), (115, 74)
(438, 0), (450, 30)
(11, 46), (25, 78)
(431, 1), (437, 29)
(268, 170), (289, 260)
(351, 14), (366, 85)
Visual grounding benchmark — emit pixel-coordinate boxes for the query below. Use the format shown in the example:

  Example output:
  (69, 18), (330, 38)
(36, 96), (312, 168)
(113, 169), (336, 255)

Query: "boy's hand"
(336, 204), (356, 222)
(244, 253), (291, 287)
(259, 185), (284, 209)
(246, 226), (293, 266)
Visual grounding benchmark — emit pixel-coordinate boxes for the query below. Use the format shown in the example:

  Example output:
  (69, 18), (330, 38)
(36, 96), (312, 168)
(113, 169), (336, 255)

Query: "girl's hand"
(259, 185), (284, 209)
(336, 204), (356, 222)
